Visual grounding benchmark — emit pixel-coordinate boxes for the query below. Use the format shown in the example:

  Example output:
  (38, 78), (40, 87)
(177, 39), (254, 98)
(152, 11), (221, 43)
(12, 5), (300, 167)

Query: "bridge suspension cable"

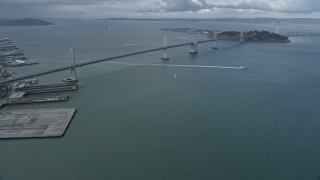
(0, 39), (215, 85)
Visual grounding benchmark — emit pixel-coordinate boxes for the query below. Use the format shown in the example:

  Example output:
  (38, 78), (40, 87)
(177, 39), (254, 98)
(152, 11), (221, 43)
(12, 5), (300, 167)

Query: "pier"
(0, 108), (76, 139)
(6, 94), (69, 105)
(10, 62), (39, 67)
(15, 83), (78, 94)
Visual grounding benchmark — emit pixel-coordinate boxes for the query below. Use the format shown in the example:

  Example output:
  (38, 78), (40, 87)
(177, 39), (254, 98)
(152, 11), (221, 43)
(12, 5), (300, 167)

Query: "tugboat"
(211, 43), (218, 49)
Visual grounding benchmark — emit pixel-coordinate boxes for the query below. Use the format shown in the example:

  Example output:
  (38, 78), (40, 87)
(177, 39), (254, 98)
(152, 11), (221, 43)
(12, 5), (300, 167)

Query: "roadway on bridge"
(0, 39), (215, 85)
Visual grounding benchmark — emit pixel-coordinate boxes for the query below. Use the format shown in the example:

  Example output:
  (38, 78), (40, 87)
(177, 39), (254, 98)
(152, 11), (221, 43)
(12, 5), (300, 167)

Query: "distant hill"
(0, 18), (54, 26)
(100, 17), (320, 26)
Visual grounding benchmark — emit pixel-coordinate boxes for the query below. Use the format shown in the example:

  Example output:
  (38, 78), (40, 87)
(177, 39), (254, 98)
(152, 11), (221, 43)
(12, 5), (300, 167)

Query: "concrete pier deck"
(15, 83), (78, 94)
(6, 94), (69, 105)
(0, 108), (76, 139)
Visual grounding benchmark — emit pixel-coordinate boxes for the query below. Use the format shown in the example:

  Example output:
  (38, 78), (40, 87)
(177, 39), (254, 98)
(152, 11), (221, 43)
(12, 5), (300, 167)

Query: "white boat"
(0, 38), (11, 44)
(239, 66), (247, 70)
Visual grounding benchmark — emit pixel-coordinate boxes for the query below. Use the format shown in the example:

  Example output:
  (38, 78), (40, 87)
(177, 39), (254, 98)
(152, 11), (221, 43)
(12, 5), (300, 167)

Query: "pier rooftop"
(0, 108), (76, 139)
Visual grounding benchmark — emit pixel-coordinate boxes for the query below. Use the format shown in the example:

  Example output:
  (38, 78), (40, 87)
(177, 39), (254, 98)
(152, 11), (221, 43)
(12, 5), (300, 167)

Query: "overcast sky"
(0, 0), (319, 19)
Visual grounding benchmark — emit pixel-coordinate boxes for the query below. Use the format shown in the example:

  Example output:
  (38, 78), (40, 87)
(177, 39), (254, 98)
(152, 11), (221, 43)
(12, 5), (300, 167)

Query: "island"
(0, 18), (54, 26)
(161, 28), (290, 43)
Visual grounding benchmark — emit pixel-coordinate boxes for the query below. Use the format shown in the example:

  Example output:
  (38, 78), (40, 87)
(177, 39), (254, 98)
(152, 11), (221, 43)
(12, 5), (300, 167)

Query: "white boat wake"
(177, 37), (193, 41)
(122, 41), (155, 47)
(107, 62), (247, 70)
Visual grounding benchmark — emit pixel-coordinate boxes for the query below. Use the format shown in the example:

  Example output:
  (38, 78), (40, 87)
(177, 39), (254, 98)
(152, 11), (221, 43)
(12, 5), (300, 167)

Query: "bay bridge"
(0, 37), (222, 85)
(283, 32), (320, 37)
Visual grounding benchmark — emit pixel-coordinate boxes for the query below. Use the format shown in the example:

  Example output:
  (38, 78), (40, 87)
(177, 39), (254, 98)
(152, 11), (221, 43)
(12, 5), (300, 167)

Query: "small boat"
(25, 78), (38, 84)
(0, 38), (11, 44)
(63, 78), (78, 82)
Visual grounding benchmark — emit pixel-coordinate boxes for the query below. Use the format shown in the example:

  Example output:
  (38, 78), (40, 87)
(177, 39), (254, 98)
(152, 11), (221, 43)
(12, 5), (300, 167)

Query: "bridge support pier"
(189, 42), (198, 54)
(161, 49), (169, 60)
(161, 35), (169, 61)
(63, 48), (78, 82)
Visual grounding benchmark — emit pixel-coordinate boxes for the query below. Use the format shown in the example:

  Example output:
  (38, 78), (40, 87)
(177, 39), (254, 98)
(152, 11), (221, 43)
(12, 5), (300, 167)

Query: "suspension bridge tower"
(63, 48), (78, 82)
(189, 42), (198, 54)
(239, 31), (244, 43)
(211, 31), (218, 49)
(161, 35), (169, 61)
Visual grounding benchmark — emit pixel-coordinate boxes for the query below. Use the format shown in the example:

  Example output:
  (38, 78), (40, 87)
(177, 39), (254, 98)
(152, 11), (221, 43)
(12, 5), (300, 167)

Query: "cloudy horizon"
(0, 0), (320, 19)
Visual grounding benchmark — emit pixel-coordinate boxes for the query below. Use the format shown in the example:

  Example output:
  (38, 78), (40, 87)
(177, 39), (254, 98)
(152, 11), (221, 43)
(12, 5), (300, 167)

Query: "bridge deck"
(283, 32), (320, 37)
(0, 39), (214, 85)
